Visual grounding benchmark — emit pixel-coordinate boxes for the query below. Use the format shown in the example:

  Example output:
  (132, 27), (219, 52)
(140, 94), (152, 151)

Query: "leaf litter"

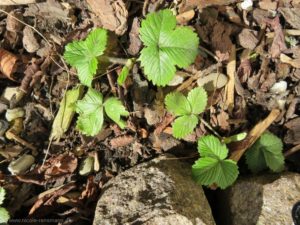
(0, 0), (299, 223)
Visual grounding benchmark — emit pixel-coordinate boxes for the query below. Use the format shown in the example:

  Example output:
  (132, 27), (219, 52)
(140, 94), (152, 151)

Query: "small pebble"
(270, 81), (287, 94)
(79, 156), (94, 176)
(5, 107), (25, 122)
(8, 154), (35, 175)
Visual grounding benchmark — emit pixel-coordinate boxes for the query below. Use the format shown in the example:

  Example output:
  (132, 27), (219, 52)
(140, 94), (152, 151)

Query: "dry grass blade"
(0, 0), (36, 5)
(225, 44), (236, 113)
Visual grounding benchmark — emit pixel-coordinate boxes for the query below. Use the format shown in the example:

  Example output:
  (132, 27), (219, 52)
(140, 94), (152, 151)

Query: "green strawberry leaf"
(75, 88), (104, 136)
(0, 207), (9, 223)
(192, 157), (239, 189)
(0, 187), (6, 205)
(165, 92), (191, 116)
(187, 87), (207, 114)
(139, 9), (199, 86)
(172, 114), (198, 139)
(246, 132), (285, 173)
(64, 28), (107, 87)
(197, 135), (228, 159)
(104, 97), (129, 129)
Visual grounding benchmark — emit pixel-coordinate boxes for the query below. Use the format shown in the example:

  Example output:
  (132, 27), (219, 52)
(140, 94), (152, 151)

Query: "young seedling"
(64, 29), (108, 87)
(0, 187), (10, 223)
(165, 87), (207, 139)
(192, 135), (239, 189)
(139, 9), (199, 86)
(245, 132), (285, 173)
(75, 88), (129, 136)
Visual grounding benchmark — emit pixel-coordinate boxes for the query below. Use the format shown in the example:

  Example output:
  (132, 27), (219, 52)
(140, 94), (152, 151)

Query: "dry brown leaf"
(16, 153), (77, 185)
(280, 53), (300, 69)
(80, 176), (98, 200)
(176, 9), (195, 25)
(22, 26), (39, 53)
(265, 16), (287, 58)
(127, 17), (142, 55)
(284, 117), (300, 145)
(179, 0), (238, 12)
(110, 135), (135, 148)
(0, 48), (18, 80)
(279, 8), (300, 30)
(87, 0), (128, 35)
(259, 0), (278, 10)
(29, 183), (76, 215)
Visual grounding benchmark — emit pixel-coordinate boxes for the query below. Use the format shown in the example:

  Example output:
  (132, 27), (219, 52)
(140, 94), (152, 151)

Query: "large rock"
(221, 172), (300, 225)
(93, 155), (215, 225)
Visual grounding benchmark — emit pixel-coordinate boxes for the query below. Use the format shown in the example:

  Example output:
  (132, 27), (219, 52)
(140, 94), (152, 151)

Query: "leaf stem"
(104, 56), (133, 65)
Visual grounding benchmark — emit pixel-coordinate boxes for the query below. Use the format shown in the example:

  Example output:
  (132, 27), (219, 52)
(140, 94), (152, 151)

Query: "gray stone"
(222, 172), (300, 225)
(93, 155), (215, 225)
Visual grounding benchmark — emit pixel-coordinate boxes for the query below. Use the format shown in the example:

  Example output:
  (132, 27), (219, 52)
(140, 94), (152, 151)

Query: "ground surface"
(0, 0), (299, 224)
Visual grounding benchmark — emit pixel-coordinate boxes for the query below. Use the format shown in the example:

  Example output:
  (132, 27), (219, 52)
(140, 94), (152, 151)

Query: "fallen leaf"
(29, 183), (76, 215)
(279, 8), (300, 30)
(22, 26), (39, 53)
(50, 86), (84, 142)
(16, 153), (78, 185)
(284, 117), (300, 145)
(238, 29), (258, 50)
(280, 53), (300, 69)
(110, 135), (135, 148)
(0, 48), (18, 80)
(87, 0), (128, 35)
(127, 17), (141, 55)
(265, 16), (287, 58)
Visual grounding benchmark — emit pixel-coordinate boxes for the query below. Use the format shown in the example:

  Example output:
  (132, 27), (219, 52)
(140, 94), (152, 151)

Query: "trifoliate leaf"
(187, 87), (207, 114)
(0, 207), (10, 223)
(165, 92), (191, 116)
(139, 9), (199, 86)
(64, 28), (107, 87)
(172, 115), (198, 139)
(76, 88), (104, 136)
(192, 157), (239, 189)
(198, 135), (228, 159)
(50, 86), (84, 141)
(104, 97), (129, 129)
(0, 187), (6, 205)
(246, 132), (284, 173)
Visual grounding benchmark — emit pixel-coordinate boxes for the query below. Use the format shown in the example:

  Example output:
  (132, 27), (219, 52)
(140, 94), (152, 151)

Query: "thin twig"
(199, 45), (218, 61)
(200, 118), (222, 139)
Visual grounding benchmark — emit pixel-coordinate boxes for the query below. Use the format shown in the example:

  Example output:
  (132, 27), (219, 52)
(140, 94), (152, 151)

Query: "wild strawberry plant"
(165, 87), (207, 138)
(192, 135), (239, 189)
(139, 9), (199, 86)
(63, 29), (128, 136)
(245, 132), (285, 173)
